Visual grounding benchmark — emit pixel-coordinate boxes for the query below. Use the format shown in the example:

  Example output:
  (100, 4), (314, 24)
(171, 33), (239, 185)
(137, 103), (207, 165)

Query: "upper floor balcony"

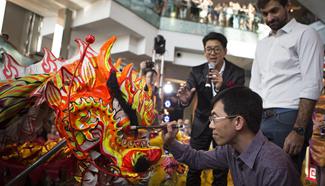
(112, 0), (272, 66)
(1, 0), (321, 71)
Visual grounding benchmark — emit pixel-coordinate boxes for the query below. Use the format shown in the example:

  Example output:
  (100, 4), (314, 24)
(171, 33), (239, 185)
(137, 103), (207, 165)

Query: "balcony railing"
(114, 0), (265, 35)
(114, 0), (161, 27)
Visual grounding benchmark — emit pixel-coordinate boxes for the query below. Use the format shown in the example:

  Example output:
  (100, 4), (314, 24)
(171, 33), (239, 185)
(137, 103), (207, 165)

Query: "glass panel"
(114, 0), (161, 28)
(113, 0), (265, 34)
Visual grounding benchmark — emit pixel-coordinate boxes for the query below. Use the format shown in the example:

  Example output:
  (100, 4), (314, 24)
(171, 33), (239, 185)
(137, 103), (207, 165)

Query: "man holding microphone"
(177, 32), (245, 186)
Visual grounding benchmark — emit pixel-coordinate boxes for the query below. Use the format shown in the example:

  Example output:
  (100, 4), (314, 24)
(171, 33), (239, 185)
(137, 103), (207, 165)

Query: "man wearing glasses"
(177, 32), (244, 186)
(165, 86), (302, 186)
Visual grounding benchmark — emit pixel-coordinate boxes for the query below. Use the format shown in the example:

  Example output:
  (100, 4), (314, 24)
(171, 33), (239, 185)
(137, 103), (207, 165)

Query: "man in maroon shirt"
(164, 86), (302, 186)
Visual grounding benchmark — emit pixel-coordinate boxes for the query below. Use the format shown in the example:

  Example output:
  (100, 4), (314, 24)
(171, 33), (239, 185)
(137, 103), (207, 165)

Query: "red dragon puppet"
(0, 35), (162, 185)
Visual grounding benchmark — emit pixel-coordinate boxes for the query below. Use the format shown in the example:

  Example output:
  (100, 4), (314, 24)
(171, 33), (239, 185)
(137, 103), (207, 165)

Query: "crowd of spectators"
(146, 0), (263, 33)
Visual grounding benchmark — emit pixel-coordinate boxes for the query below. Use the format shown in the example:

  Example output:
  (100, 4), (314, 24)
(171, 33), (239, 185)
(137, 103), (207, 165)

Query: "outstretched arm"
(163, 121), (228, 170)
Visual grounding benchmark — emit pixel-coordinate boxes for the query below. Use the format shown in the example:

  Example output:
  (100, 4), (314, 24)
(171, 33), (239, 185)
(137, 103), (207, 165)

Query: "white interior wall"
(174, 50), (205, 67)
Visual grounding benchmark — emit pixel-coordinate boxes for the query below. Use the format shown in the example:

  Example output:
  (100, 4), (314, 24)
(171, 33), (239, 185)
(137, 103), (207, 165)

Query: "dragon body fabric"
(0, 35), (162, 184)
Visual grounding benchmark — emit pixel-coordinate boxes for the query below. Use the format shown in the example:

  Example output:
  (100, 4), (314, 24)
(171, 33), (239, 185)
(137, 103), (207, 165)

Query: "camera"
(142, 60), (156, 76)
(145, 60), (155, 69)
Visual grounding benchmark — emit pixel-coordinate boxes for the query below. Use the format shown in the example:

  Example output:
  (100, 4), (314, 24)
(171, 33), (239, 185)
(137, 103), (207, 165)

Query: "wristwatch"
(292, 127), (305, 136)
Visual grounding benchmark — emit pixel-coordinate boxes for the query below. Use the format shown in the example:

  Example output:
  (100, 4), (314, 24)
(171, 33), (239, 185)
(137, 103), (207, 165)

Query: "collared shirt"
(249, 19), (323, 109)
(211, 60), (225, 96)
(167, 131), (302, 186)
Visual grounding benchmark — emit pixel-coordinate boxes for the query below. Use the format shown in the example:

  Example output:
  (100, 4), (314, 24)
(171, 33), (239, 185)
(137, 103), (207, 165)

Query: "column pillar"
(0, 0), (6, 33)
(51, 8), (72, 58)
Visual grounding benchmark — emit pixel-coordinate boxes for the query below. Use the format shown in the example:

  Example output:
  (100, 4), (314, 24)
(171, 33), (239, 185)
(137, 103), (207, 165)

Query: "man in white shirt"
(249, 0), (323, 173)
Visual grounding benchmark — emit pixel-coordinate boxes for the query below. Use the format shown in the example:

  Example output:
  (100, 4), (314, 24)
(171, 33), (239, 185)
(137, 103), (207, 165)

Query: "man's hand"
(162, 121), (179, 145)
(177, 83), (196, 106)
(283, 131), (304, 156)
(208, 69), (223, 90)
(283, 98), (316, 156)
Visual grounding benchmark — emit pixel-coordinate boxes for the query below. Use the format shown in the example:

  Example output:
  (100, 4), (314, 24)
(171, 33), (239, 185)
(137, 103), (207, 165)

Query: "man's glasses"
(205, 47), (223, 54)
(209, 115), (238, 124)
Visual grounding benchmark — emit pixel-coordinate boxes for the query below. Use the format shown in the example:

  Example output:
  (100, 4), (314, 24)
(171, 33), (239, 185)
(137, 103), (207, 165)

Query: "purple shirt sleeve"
(167, 139), (229, 170)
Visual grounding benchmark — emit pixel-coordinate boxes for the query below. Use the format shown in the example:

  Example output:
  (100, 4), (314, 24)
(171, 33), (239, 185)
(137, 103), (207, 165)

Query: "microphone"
(205, 63), (215, 87)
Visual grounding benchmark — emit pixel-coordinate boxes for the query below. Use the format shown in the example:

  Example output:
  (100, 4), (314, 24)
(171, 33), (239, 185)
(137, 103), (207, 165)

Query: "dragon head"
(45, 35), (162, 183)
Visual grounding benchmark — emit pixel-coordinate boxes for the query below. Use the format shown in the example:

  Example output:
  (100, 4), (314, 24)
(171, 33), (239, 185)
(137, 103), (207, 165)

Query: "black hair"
(257, 0), (288, 9)
(202, 32), (227, 49)
(143, 68), (157, 76)
(212, 86), (263, 134)
(142, 61), (157, 76)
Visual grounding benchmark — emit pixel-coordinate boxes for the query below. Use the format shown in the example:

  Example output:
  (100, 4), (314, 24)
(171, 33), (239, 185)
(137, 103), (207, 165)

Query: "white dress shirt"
(250, 19), (323, 109)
